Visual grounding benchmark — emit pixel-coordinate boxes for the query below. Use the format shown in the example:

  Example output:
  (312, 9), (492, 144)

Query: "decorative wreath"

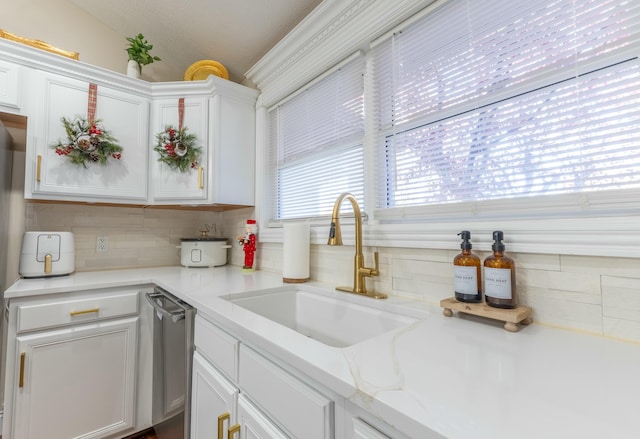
(154, 125), (202, 172)
(51, 116), (123, 167)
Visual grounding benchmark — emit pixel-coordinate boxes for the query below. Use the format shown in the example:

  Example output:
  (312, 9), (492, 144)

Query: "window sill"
(259, 214), (640, 258)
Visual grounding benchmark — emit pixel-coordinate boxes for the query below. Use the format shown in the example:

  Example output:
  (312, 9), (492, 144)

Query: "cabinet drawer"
(239, 345), (333, 439)
(194, 315), (238, 381)
(16, 290), (139, 333)
(352, 418), (391, 439)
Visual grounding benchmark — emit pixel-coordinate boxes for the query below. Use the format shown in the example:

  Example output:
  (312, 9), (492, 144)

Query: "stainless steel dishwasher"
(145, 287), (196, 439)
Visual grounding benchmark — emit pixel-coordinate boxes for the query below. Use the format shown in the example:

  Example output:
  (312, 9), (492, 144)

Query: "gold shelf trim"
(1, 29), (79, 60)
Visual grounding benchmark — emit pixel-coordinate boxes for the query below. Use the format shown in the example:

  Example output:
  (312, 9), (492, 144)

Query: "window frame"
(255, 0), (640, 258)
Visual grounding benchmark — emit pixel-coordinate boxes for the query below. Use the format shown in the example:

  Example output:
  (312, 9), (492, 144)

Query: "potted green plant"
(125, 33), (161, 78)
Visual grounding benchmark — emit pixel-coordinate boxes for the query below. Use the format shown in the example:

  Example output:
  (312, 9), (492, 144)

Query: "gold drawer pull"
(198, 165), (204, 189)
(19, 352), (25, 388)
(36, 155), (42, 182)
(228, 424), (240, 439)
(218, 412), (230, 439)
(70, 307), (100, 316)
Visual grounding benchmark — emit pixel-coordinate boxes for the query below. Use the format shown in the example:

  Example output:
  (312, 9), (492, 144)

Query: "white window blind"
(269, 55), (365, 220)
(372, 0), (640, 210)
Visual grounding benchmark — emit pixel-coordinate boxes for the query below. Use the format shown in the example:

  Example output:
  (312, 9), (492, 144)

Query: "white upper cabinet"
(208, 90), (257, 206)
(149, 95), (209, 202)
(0, 59), (21, 110)
(24, 70), (150, 203)
(150, 78), (258, 206)
(1, 39), (258, 207)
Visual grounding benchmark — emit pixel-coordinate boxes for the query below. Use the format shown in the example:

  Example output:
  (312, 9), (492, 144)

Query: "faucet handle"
(371, 251), (380, 276)
(358, 251), (380, 278)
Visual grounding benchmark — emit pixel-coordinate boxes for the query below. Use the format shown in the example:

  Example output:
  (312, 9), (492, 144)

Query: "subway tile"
(511, 252), (561, 271)
(392, 276), (451, 303)
(516, 268), (549, 290)
(525, 295), (603, 336)
(547, 270), (601, 295)
(386, 246), (450, 262)
(602, 276), (640, 322)
(519, 285), (601, 306)
(29, 203), (229, 272)
(561, 255), (640, 278)
(603, 317), (640, 343)
(392, 258), (450, 278)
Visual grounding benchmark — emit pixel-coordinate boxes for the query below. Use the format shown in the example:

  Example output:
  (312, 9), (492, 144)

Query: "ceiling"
(70, 0), (324, 83)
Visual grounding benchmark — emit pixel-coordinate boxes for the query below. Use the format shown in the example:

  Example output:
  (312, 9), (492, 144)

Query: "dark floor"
(123, 428), (157, 439)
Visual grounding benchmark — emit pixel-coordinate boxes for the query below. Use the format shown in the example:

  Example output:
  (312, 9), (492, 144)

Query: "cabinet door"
(238, 395), (289, 439)
(208, 94), (255, 205)
(150, 97), (209, 202)
(239, 345), (333, 439)
(0, 59), (20, 110)
(350, 418), (390, 439)
(191, 351), (238, 439)
(11, 317), (138, 439)
(26, 71), (149, 203)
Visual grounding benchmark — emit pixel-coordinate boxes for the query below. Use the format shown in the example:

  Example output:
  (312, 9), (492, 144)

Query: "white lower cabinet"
(191, 315), (333, 439)
(191, 315), (420, 439)
(238, 344), (333, 439)
(191, 351), (238, 438)
(349, 418), (391, 439)
(12, 318), (138, 439)
(190, 351), (288, 439)
(2, 288), (145, 439)
(344, 403), (413, 439)
(238, 395), (289, 439)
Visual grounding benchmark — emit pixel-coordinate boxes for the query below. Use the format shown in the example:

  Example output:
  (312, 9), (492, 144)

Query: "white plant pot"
(126, 60), (140, 79)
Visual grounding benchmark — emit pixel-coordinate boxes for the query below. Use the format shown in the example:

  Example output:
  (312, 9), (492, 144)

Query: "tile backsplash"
(260, 241), (640, 344)
(25, 202), (250, 271)
(26, 202), (640, 343)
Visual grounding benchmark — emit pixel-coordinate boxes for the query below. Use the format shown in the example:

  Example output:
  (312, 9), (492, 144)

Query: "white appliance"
(180, 237), (230, 267)
(19, 231), (75, 278)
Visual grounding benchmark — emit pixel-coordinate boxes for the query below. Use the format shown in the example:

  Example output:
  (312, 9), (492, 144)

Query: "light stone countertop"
(5, 266), (640, 439)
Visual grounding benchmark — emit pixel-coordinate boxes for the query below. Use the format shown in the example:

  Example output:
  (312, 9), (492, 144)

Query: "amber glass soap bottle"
(453, 231), (482, 303)
(484, 231), (516, 308)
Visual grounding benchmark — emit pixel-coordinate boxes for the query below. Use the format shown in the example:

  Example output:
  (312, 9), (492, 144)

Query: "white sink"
(224, 286), (418, 347)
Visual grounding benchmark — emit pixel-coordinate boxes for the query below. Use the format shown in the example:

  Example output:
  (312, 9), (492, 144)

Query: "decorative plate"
(184, 60), (229, 81)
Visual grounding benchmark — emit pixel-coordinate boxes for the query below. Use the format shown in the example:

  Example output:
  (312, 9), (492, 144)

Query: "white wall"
(4, 151), (24, 290)
(0, 122), (12, 291)
(0, 0), (181, 81)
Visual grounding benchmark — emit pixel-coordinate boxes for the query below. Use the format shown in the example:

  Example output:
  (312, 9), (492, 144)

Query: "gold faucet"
(328, 193), (387, 299)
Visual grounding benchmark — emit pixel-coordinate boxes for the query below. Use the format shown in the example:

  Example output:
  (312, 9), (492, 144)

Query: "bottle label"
(484, 267), (512, 299)
(454, 265), (478, 295)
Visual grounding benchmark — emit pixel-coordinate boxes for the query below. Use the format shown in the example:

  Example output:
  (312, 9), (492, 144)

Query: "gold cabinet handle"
(198, 165), (204, 189)
(217, 412), (230, 439)
(70, 307), (99, 316)
(19, 352), (25, 388)
(228, 424), (240, 439)
(36, 155), (42, 182)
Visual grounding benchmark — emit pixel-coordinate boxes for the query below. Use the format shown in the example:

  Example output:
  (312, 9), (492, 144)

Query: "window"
(372, 0), (640, 211)
(268, 54), (365, 220)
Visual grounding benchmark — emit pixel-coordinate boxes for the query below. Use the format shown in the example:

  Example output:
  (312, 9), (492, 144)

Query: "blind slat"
(374, 0), (640, 209)
(270, 56), (365, 220)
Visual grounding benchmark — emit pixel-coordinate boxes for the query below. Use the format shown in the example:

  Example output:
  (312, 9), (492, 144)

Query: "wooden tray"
(440, 297), (533, 332)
